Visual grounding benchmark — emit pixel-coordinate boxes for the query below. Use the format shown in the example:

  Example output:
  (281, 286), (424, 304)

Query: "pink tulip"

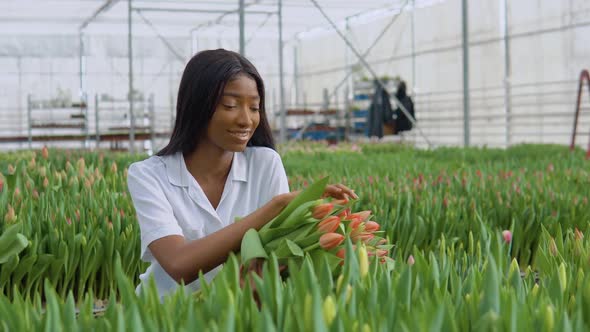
(0, 178), (3, 193)
(364, 221), (380, 232)
(317, 216), (341, 233)
(312, 203), (334, 220)
(319, 233), (344, 250)
(502, 230), (512, 244)
(407, 255), (415, 266)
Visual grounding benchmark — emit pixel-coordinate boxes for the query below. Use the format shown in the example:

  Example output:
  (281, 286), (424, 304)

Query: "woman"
(127, 49), (356, 298)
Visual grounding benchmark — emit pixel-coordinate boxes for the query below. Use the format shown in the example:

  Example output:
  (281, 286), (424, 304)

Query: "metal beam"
(79, 0), (119, 30)
(128, 0), (135, 153)
(462, 0), (470, 147)
(135, 9), (185, 63)
(131, 7), (274, 15)
(309, 0), (432, 147)
(278, 0), (286, 144)
(189, 0), (263, 33)
(239, 0), (245, 55)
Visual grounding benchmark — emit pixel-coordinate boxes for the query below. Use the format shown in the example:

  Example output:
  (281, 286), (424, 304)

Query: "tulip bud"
(4, 205), (16, 223)
(358, 244), (369, 278)
(348, 210), (371, 223)
(544, 305), (554, 331)
(322, 296), (336, 326)
(349, 219), (363, 230)
(351, 231), (374, 244)
(549, 238), (558, 257)
(575, 228), (584, 241)
(407, 255), (415, 265)
(0, 176), (3, 193)
(319, 233), (344, 250)
(312, 203), (334, 220)
(558, 262), (567, 292)
(28, 157), (36, 169)
(502, 230), (512, 244)
(365, 221), (380, 232)
(337, 208), (351, 219)
(41, 146), (49, 159)
(43, 177), (49, 188)
(7, 164), (15, 174)
(317, 216), (340, 233)
(32, 189), (39, 200)
(110, 162), (118, 173)
(531, 283), (539, 297)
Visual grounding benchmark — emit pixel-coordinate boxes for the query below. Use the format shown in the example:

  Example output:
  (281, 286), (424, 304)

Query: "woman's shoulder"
(244, 146), (282, 164)
(127, 154), (169, 178)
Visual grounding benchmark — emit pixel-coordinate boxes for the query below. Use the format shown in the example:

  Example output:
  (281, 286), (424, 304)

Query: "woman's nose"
(236, 105), (252, 125)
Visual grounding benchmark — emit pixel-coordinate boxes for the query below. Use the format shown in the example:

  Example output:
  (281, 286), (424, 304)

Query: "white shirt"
(127, 146), (289, 298)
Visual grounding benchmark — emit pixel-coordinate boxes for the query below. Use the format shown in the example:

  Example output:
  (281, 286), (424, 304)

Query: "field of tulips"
(1, 143), (590, 330)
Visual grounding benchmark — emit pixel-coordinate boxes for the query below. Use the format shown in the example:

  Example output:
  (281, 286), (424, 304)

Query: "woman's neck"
(184, 145), (234, 182)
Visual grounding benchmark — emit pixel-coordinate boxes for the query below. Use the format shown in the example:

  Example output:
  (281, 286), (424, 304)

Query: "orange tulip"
(317, 216), (341, 233)
(376, 249), (388, 257)
(338, 208), (351, 219)
(349, 219), (363, 230)
(351, 232), (374, 244)
(365, 221), (380, 232)
(41, 146), (49, 159)
(312, 203), (334, 220)
(348, 210), (371, 223)
(319, 233), (344, 250)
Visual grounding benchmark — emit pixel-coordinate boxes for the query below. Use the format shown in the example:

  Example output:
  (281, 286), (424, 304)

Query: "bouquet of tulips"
(238, 177), (395, 285)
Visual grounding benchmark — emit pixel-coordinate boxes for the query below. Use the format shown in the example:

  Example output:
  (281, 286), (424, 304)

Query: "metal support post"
(149, 93), (155, 153)
(411, 0), (416, 93)
(128, 0), (136, 153)
(27, 94), (32, 149)
(239, 0), (245, 55)
(278, 0), (286, 143)
(502, 0), (511, 147)
(462, 0), (470, 147)
(95, 94), (100, 149)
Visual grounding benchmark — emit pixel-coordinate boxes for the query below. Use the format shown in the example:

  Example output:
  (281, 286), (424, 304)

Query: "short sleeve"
(260, 152), (290, 206)
(127, 163), (184, 262)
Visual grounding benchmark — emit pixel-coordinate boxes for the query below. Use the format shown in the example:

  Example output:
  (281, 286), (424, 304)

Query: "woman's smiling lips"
(228, 130), (251, 141)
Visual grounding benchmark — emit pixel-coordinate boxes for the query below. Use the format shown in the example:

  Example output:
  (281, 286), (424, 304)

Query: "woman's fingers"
(322, 184), (358, 199)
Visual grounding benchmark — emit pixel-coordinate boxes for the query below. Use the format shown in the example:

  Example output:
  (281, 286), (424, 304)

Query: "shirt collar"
(162, 150), (248, 187)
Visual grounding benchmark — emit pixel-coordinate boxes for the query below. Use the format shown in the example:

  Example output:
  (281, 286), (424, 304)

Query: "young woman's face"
(205, 74), (261, 152)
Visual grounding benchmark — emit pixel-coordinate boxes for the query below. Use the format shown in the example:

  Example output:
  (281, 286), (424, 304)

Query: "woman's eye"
(223, 104), (236, 109)
(250, 107), (260, 112)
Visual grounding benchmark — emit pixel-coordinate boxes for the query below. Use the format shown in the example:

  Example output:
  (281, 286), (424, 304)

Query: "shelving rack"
(94, 93), (155, 152)
(27, 94), (89, 148)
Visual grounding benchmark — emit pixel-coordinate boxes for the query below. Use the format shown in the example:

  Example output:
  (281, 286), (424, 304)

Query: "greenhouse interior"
(1, 0), (590, 330)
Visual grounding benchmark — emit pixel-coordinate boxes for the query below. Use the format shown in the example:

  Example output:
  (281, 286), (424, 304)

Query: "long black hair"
(157, 49), (275, 156)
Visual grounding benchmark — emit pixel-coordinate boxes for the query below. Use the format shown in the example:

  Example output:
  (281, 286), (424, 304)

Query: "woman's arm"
(148, 182), (357, 285)
(148, 191), (297, 284)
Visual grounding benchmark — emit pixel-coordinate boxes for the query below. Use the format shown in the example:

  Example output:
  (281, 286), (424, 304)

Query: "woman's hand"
(273, 183), (357, 211)
(322, 183), (358, 200)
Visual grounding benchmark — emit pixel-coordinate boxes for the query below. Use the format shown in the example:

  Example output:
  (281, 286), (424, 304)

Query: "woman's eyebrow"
(223, 92), (260, 100)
